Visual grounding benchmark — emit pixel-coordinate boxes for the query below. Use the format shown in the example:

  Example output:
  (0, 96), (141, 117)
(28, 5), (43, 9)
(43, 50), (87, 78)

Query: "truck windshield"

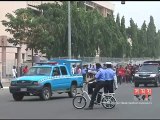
(139, 64), (158, 73)
(25, 67), (52, 76)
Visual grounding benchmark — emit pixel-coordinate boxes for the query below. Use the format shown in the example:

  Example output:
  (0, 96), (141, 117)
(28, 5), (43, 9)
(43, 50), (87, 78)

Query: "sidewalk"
(1, 78), (11, 88)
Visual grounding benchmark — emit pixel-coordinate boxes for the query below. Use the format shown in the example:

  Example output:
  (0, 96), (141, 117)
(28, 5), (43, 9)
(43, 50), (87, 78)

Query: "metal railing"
(2, 57), (158, 78)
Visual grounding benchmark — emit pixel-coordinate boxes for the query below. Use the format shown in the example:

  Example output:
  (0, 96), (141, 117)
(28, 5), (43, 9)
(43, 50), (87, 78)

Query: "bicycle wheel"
(101, 96), (116, 109)
(72, 96), (87, 109)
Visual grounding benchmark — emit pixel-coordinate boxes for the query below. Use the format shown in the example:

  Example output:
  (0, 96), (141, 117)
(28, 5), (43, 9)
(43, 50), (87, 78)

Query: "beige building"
(84, 1), (115, 17)
(0, 1), (114, 77)
(0, 2), (28, 77)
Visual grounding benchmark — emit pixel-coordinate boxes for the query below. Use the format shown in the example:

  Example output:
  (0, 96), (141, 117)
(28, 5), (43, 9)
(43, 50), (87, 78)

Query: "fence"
(56, 57), (157, 65)
(3, 57), (158, 77)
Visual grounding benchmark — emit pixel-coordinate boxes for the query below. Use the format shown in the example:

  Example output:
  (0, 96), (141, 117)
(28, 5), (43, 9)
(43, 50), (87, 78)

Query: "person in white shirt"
(12, 66), (17, 78)
(72, 64), (76, 74)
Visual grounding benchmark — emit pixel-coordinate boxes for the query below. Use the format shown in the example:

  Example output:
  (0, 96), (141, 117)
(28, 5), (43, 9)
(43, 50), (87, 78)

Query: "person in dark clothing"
(82, 65), (87, 82)
(0, 78), (3, 89)
(85, 63), (107, 110)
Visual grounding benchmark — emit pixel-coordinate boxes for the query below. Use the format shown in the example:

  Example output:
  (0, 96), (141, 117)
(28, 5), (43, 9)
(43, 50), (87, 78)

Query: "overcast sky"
(111, 1), (160, 31)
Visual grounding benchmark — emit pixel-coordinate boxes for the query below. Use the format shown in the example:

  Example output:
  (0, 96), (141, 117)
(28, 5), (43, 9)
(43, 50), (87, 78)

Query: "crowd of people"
(72, 63), (140, 84)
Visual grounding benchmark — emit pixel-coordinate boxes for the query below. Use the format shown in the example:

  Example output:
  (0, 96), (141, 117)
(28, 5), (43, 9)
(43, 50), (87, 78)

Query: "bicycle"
(72, 82), (117, 109)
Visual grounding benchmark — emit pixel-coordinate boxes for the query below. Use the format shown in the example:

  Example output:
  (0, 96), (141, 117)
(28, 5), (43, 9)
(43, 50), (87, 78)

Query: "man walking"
(12, 66), (17, 78)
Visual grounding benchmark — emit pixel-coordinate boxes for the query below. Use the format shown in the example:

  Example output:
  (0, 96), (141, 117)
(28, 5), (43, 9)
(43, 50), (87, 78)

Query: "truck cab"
(9, 59), (83, 101)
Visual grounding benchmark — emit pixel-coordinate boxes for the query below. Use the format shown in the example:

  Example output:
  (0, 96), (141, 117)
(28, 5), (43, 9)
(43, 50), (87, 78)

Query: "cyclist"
(85, 63), (107, 110)
(104, 62), (118, 93)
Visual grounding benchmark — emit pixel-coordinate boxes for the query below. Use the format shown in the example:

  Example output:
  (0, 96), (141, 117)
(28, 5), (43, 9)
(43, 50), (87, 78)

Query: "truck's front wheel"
(68, 84), (77, 98)
(12, 93), (24, 101)
(40, 87), (51, 100)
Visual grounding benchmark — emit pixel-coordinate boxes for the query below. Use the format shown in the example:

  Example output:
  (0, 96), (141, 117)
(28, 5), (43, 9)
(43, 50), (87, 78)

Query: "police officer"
(104, 62), (118, 93)
(85, 63), (106, 110)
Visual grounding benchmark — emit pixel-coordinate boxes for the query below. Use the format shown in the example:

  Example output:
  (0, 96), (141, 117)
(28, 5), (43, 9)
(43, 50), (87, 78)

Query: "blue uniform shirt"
(105, 68), (116, 81)
(82, 68), (87, 75)
(95, 68), (106, 81)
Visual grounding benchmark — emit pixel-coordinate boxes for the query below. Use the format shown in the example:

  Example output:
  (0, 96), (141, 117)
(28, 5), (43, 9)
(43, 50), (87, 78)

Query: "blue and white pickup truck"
(9, 59), (83, 101)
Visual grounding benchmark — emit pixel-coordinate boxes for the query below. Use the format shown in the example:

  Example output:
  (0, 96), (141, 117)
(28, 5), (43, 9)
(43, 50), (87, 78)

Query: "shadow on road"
(9, 96), (71, 102)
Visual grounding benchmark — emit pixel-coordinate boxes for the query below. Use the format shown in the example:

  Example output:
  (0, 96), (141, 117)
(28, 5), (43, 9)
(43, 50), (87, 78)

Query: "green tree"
(137, 21), (147, 57)
(116, 13), (121, 28)
(129, 18), (139, 57)
(147, 16), (157, 58)
(120, 16), (129, 58)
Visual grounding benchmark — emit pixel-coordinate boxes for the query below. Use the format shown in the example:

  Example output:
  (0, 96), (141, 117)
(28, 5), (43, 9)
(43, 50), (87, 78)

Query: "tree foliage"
(2, 2), (160, 59)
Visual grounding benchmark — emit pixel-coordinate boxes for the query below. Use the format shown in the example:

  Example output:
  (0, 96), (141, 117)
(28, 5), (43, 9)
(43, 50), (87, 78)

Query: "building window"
(22, 53), (25, 59)
(15, 53), (17, 59)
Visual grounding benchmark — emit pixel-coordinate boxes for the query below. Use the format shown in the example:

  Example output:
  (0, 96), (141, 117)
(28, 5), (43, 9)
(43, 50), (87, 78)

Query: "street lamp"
(68, 1), (71, 59)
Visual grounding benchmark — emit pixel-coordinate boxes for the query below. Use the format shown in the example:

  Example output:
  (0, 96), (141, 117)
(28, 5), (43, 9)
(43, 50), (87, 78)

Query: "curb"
(1, 87), (9, 89)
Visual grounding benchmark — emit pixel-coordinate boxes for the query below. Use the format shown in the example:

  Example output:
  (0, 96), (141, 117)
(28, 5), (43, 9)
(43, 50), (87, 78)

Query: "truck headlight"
(11, 81), (17, 86)
(32, 81), (39, 86)
(134, 74), (139, 77)
(150, 74), (157, 77)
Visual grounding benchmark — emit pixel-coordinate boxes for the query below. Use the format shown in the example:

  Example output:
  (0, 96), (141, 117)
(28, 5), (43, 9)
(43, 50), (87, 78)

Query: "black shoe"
(84, 107), (93, 110)
(94, 101), (100, 105)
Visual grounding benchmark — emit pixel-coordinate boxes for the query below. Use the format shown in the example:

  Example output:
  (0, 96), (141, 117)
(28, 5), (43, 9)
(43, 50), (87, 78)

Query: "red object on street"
(145, 88), (152, 95)
(134, 88), (152, 101)
(139, 88), (146, 95)
(134, 88), (140, 95)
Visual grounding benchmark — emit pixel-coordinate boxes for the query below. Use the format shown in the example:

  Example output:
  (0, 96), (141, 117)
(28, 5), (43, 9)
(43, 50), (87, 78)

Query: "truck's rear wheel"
(40, 87), (51, 100)
(12, 93), (24, 101)
(68, 84), (77, 98)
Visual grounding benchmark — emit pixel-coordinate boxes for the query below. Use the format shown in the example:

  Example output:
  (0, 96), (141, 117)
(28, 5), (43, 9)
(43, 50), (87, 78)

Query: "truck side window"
(53, 67), (60, 76)
(60, 66), (67, 75)
(158, 67), (160, 72)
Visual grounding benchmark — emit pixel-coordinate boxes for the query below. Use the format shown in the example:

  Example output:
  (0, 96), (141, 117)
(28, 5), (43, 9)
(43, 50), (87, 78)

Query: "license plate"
(20, 88), (27, 91)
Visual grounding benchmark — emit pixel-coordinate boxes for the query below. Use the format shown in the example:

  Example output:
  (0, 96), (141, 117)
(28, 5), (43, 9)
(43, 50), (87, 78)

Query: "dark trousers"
(126, 75), (130, 83)
(88, 82), (103, 102)
(0, 81), (3, 88)
(88, 81), (107, 108)
(104, 80), (114, 93)
(82, 74), (86, 82)
(117, 75), (123, 84)
(88, 82), (97, 95)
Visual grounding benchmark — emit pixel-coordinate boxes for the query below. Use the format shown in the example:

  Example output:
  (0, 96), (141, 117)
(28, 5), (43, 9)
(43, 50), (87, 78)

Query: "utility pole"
(68, 1), (71, 59)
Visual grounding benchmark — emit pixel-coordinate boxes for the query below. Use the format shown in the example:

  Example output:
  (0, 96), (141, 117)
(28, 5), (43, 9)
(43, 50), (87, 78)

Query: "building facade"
(84, 1), (114, 17)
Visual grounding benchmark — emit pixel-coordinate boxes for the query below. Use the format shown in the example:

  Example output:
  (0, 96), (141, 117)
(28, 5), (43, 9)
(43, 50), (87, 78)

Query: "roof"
(92, 1), (115, 11)
(143, 63), (159, 65)
(143, 61), (160, 65)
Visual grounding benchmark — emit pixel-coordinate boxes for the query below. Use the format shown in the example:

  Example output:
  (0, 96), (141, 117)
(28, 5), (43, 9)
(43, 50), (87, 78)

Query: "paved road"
(0, 83), (159, 119)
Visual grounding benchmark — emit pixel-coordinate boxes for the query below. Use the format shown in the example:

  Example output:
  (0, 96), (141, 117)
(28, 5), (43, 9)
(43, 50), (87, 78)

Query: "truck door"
(51, 67), (64, 91)
(59, 66), (71, 89)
